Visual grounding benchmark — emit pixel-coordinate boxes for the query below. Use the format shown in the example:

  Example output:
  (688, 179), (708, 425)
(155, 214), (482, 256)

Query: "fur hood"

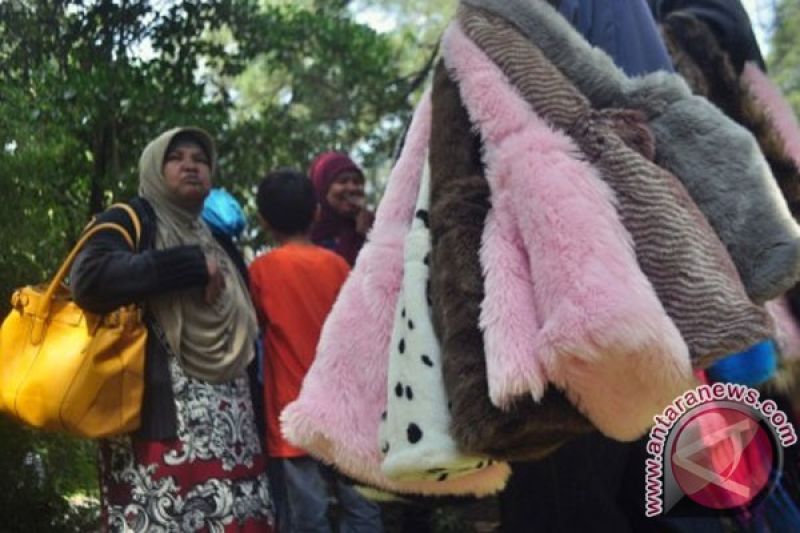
(443, 22), (694, 441)
(461, 0), (800, 304)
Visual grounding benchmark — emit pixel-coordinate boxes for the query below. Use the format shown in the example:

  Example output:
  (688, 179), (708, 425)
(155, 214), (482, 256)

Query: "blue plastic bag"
(706, 339), (778, 387)
(202, 188), (246, 238)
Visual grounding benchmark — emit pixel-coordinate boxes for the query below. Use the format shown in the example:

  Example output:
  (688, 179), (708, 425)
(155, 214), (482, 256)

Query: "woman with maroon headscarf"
(309, 152), (375, 265)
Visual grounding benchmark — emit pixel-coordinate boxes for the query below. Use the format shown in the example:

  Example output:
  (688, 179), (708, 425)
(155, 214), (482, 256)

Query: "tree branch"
(395, 39), (439, 102)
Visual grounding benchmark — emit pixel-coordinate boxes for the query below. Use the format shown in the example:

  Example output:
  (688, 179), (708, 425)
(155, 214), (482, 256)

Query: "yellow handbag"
(0, 204), (147, 438)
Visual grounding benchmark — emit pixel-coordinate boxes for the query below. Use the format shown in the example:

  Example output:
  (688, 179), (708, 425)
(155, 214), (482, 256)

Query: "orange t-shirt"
(248, 243), (350, 458)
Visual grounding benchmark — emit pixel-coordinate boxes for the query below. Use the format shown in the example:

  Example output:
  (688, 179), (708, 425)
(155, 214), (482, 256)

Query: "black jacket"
(70, 197), (263, 442)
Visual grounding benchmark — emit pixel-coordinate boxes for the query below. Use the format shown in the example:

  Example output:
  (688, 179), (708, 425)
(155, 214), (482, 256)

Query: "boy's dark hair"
(257, 168), (317, 235)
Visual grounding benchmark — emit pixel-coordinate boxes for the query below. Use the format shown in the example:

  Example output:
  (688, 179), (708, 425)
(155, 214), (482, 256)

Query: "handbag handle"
(107, 203), (141, 245)
(30, 206), (141, 345)
(81, 203), (141, 244)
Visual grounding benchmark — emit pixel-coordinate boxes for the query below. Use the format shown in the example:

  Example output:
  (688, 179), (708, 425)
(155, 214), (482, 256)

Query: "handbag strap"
(107, 203), (142, 246)
(31, 206), (142, 344)
(82, 203), (142, 246)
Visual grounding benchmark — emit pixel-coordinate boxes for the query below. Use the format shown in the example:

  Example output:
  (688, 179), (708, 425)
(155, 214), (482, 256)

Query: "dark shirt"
(69, 197), (263, 441)
(558, 0), (675, 75)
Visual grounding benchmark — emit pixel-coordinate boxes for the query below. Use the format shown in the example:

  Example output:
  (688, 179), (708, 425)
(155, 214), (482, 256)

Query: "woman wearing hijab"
(70, 127), (274, 532)
(308, 151), (374, 265)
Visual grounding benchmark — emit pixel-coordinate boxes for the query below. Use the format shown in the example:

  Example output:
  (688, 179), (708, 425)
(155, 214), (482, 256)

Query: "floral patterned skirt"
(99, 357), (274, 532)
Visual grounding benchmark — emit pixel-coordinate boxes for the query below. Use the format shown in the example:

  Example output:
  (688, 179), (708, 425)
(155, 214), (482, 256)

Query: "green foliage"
(351, 0), (455, 48)
(0, 0), (244, 315)
(769, 0), (800, 114)
(0, 416), (99, 532)
(227, 4), (412, 178)
(222, 0), (439, 225)
(0, 0), (434, 528)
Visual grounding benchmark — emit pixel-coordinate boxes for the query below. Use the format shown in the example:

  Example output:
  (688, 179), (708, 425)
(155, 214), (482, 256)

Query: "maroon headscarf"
(309, 151), (366, 265)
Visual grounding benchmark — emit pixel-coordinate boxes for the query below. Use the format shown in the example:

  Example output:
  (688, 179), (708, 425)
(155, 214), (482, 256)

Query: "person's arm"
(70, 227), (208, 314)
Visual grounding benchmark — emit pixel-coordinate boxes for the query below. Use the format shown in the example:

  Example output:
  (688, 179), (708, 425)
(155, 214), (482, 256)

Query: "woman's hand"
(205, 256), (226, 304)
(355, 208), (375, 236)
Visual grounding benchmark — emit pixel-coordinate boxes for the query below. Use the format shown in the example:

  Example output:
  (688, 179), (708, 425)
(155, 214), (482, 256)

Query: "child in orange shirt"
(249, 169), (382, 532)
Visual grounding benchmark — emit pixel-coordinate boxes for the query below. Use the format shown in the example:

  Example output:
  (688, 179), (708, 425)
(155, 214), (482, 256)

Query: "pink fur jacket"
(443, 23), (695, 441)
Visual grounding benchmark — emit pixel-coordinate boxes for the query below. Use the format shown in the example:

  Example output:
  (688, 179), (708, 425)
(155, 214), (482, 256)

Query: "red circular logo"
(670, 407), (773, 509)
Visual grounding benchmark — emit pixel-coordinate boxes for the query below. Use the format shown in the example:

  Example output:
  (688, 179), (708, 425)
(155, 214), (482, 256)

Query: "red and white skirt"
(99, 357), (274, 532)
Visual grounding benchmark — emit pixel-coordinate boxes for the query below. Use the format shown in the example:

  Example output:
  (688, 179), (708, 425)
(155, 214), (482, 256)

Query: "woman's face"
(162, 140), (212, 210)
(326, 170), (365, 218)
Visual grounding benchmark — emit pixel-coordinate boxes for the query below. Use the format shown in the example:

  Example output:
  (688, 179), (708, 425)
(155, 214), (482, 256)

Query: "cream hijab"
(138, 127), (257, 383)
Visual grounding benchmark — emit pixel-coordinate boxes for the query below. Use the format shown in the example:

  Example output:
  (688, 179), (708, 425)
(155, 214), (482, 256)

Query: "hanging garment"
(655, 12), (800, 221)
(652, 8), (800, 337)
(461, 0), (800, 304)
(737, 33), (800, 351)
(379, 161), (504, 483)
(768, 298), (800, 363)
(443, 22), (694, 441)
(651, 7), (800, 394)
(458, 6), (772, 369)
(428, 60), (593, 461)
(282, 92), (510, 496)
(743, 63), (800, 177)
